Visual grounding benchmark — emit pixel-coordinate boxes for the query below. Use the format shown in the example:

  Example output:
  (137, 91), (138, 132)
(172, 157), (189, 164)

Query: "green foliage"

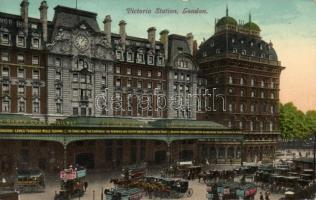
(280, 102), (316, 139)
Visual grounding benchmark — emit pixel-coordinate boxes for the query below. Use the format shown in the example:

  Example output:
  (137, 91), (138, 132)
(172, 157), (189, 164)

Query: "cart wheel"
(186, 188), (193, 198)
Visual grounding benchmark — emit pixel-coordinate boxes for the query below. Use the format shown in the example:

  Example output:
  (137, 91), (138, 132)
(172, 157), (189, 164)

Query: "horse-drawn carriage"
(14, 169), (45, 193)
(163, 161), (202, 179)
(104, 187), (144, 200)
(54, 166), (87, 200)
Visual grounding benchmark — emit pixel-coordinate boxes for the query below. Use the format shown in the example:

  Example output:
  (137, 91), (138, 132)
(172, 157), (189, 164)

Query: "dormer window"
(137, 53), (144, 63)
(127, 52), (133, 62)
(32, 38), (40, 48)
(17, 36), (25, 47)
(1, 52), (9, 62)
(210, 41), (214, 47)
(232, 48), (237, 53)
(116, 50), (123, 60)
(269, 55), (274, 60)
(148, 55), (154, 65)
(1, 33), (9, 45)
(157, 56), (163, 65)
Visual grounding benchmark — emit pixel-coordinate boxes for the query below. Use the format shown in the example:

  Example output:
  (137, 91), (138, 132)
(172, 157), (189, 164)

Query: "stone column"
(166, 141), (172, 164)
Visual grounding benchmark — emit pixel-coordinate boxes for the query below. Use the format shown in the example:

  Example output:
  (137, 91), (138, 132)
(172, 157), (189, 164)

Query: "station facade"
(0, 1), (282, 173)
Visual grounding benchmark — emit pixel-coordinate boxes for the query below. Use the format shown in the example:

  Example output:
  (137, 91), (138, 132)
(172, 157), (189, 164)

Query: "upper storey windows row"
(0, 30), (42, 49)
(115, 50), (164, 66)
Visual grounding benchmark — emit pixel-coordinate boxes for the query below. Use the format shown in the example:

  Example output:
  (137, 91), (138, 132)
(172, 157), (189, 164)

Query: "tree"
(306, 110), (316, 133)
(279, 103), (309, 139)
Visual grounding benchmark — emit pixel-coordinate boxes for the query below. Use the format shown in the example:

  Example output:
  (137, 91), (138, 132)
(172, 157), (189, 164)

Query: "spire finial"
(226, 5), (229, 17)
(249, 12), (252, 23)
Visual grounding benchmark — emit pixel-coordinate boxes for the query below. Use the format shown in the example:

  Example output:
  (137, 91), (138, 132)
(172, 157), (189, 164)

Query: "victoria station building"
(0, 1), (284, 173)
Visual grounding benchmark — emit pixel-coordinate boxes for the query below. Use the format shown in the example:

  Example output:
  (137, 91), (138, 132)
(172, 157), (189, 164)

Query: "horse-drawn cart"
(15, 169), (45, 193)
(104, 187), (144, 200)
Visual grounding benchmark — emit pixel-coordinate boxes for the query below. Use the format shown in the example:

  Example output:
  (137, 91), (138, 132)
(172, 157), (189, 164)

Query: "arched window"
(241, 50), (246, 55)
(232, 48), (237, 53)
(240, 78), (244, 85)
(229, 76), (233, 84)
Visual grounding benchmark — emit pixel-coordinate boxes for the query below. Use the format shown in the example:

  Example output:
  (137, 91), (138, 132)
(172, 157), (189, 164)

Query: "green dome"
(243, 22), (261, 31)
(216, 16), (238, 27)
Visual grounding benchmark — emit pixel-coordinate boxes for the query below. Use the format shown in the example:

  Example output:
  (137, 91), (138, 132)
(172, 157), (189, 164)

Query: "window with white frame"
(250, 121), (254, 131)
(1, 52), (9, 62)
(137, 81), (142, 89)
(229, 76), (233, 84)
(157, 56), (163, 65)
(32, 56), (39, 65)
(261, 91), (264, 98)
(32, 86), (39, 96)
(271, 93), (275, 99)
(240, 89), (244, 97)
(148, 55), (154, 65)
(115, 79), (121, 87)
(55, 71), (61, 80)
(251, 78), (255, 86)
(17, 54), (24, 63)
(240, 104), (244, 112)
(115, 66), (120, 74)
(147, 82), (152, 89)
(1, 33), (9, 45)
(157, 71), (162, 77)
(137, 53), (144, 63)
(55, 58), (61, 67)
(127, 68), (131, 75)
(180, 74), (184, 80)
(137, 69), (142, 76)
(18, 85), (24, 95)
(73, 73), (78, 82)
(251, 104), (255, 112)
(116, 50), (123, 60)
(2, 67), (9, 77)
(2, 101), (10, 112)
(32, 38), (40, 48)
(147, 71), (152, 77)
(251, 91), (255, 97)
(33, 70), (39, 79)
(33, 101), (40, 113)
(127, 52), (133, 62)
(174, 73), (178, 80)
(127, 80), (132, 88)
(18, 68), (24, 78)
(18, 100), (25, 112)
(2, 84), (9, 94)
(240, 78), (244, 85)
(261, 80), (265, 87)
(17, 35), (25, 47)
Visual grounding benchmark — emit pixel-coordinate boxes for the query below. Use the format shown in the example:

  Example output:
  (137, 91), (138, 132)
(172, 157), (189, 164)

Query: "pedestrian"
(84, 181), (88, 191)
(259, 192), (264, 200)
(265, 191), (270, 200)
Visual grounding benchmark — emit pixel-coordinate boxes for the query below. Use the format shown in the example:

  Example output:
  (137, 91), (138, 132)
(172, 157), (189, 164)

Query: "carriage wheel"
(186, 188), (193, 198)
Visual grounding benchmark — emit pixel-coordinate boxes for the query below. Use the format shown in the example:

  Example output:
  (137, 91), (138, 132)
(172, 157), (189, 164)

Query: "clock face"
(74, 35), (89, 51)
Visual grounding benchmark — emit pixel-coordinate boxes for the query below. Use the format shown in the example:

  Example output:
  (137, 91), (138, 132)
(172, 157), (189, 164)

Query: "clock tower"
(46, 6), (114, 122)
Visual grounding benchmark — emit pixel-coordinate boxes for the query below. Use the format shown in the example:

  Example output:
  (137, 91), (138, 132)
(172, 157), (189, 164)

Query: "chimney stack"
(39, 1), (48, 42)
(20, 0), (29, 35)
(186, 33), (194, 55)
(147, 27), (156, 49)
(159, 29), (169, 60)
(103, 15), (112, 43)
(119, 20), (127, 50)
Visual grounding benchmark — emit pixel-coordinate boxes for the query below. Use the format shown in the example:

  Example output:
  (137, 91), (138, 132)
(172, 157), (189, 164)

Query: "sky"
(1, 0), (315, 112)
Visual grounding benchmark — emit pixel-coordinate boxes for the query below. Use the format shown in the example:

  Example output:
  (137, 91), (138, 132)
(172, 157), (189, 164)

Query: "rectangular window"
(32, 38), (40, 48)
(2, 101), (9, 112)
(1, 33), (9, 45)
(17, 36), (25, 47)
(127, 68), (131, 75)
(186, 75), (190, 81)
(33, 70), (39, 79)
(2, 67), (9, 77)
(157, 56), (163, 65)
(17, 54), (24, 63)
(18, 101), (25, 112)
(2, 84), (9, 94)
(33, 102), (39, 113)
(137, 54), (144, 63)
(55, 58), (61, 67)
(147, 71), (152, 78)
(116, 51), (122, 60)
(147, 82), (152, 89)
(32, 86), (39, 96)
(137, 70), (142, 76)
(73, 89), (78, 97)
(116, 79), (121, 87)
(18, 68), (24, 78)
(102, 76), (106, 85)
(73, 107), (78, 115)
(137, 81), (142, 89)
(56, 103), (62, 113)
(18, 85), (25, 95)
(127, 80), (132, 88)
(73, 73), (78, 82)
(157, 71), (162, 77)
(127, 52), (133, 62)
(157, 83), (162, 90)
(148, 55), (154, 65)
(115, 66), (120, 74)
(56, 88), (61, 97)
(55, 71), (61, 80)
(32, 56), (39, 65)
(1, 52), (9, 62)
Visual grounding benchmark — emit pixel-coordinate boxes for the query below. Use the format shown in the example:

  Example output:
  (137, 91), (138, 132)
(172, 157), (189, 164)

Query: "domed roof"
(243, 22), (261, 32)
(216, 16), (238, 27)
